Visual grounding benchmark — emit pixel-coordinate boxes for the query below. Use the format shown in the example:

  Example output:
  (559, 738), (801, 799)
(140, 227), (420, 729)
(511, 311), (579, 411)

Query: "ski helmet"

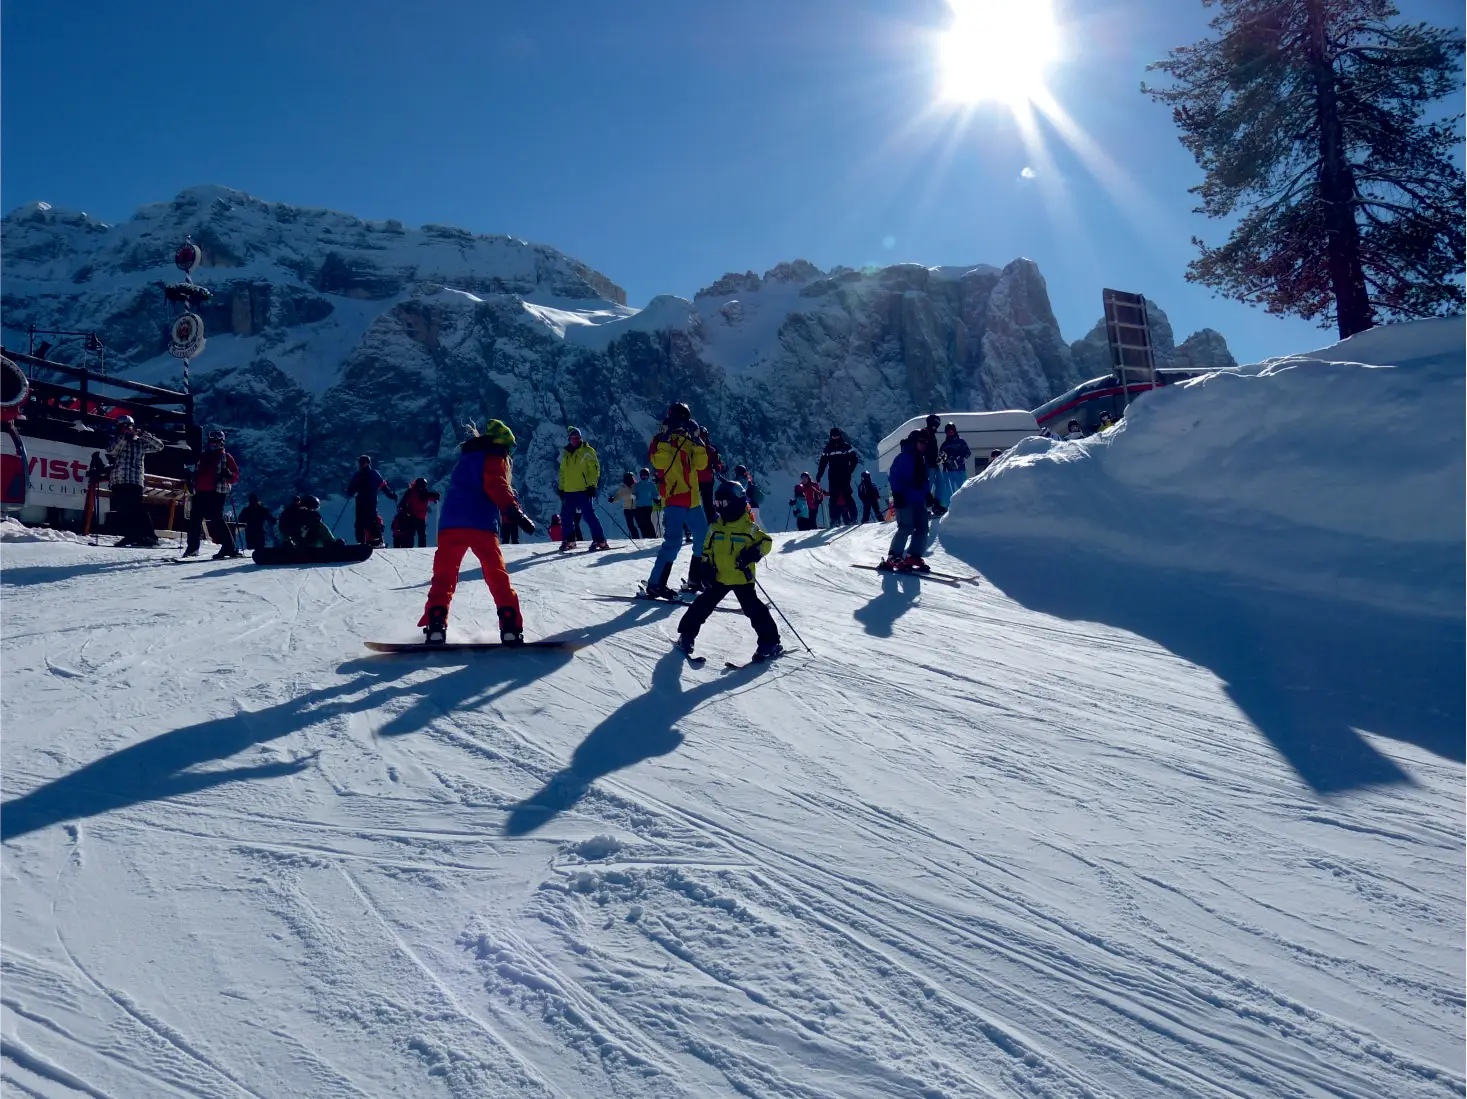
(666, 401), (691, 425)
(733, 464), (748, 477)
(639, 467), (651, 478)
(944, 422), (957, 434)
(116, 414), (135, 426)
(301, 494), (321, 509)
(713, 479), (748, 521)
(925, 414), (941, 429)
(623, 471), (635, 486)
(207, 429), (226, 445)
(358, 454), (371, 466)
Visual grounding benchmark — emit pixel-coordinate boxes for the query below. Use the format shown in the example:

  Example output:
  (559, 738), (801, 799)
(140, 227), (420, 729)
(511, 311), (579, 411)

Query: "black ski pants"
(186, 491), (237, 555)
(860, 500), (880, 523)
(678, 582), (779, 646)
(633, 506), (657, 539)
(354, 502), (380, 544)
(111, 482), (158, 545)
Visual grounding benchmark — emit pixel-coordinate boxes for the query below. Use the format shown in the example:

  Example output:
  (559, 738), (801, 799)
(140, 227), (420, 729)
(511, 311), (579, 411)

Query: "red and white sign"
(0, 434), (110, 511)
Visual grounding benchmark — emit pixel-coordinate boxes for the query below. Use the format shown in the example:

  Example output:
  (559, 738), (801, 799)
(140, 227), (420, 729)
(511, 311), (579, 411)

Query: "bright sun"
(938, 0), (1059, 106)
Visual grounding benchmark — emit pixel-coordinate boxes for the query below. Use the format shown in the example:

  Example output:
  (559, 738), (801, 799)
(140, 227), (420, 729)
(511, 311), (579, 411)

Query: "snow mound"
(945, 317), (1465, 616)
(0, 518), (108, 545)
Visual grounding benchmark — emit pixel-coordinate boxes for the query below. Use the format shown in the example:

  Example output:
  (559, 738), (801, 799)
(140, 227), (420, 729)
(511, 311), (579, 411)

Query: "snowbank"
(943, 317), (1465, 617)
(0, 518), (110, 545)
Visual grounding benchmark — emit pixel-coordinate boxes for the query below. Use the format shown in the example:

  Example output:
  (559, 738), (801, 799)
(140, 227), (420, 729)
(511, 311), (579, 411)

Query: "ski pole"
(332, 498), (351, 537)
(597, 499), (639, 548)
(756, 577), (813, 656)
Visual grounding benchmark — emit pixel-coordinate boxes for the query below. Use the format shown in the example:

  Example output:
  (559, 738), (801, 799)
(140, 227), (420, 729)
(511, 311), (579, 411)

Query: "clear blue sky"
(3, 0), (1460, 365)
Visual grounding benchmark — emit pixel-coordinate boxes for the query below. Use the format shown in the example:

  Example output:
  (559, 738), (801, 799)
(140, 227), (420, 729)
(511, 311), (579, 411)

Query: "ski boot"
(751, 642), (784, 663)
(497, 605), (524, 646)
(675, 633), (696, 658)
(642, 582), (679, 600)
(214, 549), (242, 560)
(588, 539), (611, 551)
(423, 605), (449, 646)
(899, 555), (931, 573)
(875, 555), (902, 571)
(558, 540), (579, 553)
(180, 548), (200, 559)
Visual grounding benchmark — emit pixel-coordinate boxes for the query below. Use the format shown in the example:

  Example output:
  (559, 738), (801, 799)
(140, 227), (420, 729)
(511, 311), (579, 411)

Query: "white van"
(876, 410), (1040, 474)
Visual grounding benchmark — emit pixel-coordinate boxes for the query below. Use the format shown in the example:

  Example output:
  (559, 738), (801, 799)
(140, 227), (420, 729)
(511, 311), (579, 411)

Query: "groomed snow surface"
(3, 321), (1463, 1098)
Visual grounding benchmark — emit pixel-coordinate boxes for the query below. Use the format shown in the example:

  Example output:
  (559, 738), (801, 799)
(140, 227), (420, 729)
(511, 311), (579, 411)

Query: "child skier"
(675, 481), (782, 663)
(420, 420), (536, 645)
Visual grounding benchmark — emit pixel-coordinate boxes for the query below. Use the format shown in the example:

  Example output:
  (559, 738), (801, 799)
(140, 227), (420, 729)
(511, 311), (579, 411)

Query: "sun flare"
(938, 0), (1059, 106)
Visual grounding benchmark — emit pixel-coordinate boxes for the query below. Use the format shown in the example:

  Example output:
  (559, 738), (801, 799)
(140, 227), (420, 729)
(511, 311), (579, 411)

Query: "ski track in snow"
(2, 530), (1462, 1098)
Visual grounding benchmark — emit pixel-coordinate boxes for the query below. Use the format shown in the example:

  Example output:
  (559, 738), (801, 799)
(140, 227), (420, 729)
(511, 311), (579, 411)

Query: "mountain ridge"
(2, 185), (1235, 520)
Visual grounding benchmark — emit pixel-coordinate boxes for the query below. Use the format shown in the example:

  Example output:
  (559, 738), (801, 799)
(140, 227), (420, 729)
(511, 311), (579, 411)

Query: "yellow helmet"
(479, 419), (516, 448)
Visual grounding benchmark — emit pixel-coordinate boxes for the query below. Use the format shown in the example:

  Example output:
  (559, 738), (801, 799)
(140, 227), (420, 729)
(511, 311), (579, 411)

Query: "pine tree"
(1144, 0), (1464, 338)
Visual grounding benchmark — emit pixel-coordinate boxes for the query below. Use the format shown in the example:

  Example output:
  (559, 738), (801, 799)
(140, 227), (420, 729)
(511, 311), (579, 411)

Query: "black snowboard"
(254, 544), (373, 566)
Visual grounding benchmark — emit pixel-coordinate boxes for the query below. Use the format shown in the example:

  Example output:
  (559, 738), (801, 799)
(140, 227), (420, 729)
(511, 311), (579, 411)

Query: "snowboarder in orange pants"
(420, 420), (535, 645)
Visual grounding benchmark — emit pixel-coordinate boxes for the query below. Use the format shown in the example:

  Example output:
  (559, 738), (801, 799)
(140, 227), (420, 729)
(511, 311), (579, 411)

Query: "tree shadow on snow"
(503, 647), (762, 836)
(852, 571), (924, 637)
(0, 648), (572, 843)
(960, 541), (1465, 795)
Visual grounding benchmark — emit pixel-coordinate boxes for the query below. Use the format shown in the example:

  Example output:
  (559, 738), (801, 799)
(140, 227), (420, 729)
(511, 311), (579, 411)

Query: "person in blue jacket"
(880, 431), (932, 571)
(937, 422), (972, 511)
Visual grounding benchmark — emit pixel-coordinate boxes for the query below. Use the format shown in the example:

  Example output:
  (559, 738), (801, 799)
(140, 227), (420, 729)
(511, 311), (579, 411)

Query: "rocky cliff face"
(2, 186), (1235, 521)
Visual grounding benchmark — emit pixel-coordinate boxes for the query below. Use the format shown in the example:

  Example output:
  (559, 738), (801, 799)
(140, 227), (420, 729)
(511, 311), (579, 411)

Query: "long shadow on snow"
(961, 541), (1465, 794)
(0, 557), (174, 587)
(852, 571), (924, 637)
(0, 646), (574, 843)
(503, 647), (763, 836)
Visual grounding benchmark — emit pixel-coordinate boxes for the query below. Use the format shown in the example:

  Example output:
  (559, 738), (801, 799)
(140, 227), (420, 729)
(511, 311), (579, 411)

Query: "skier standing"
(880, 431), (932, 571)
(857, 471), (882, 523)
(631, 468), (659, 538)
(790, 473), (825, 531)
(394, 477), (440, 547)
(674, 481), (782, 663)
(937, 423), (972, 511)
(346, 455), (397, 544)
(106, 416), (165, 547)
(696, 425), (724, 523)
(816, 428), (860, 525)
(609, 472), (638, 537)
(643, 403), (709, 598)
(238, 494), (275, 550)
(420, 420), (536, 646)
(557, 427), (609, 551)
(730, 463), (763, 522)
(183, 430), (241, 558)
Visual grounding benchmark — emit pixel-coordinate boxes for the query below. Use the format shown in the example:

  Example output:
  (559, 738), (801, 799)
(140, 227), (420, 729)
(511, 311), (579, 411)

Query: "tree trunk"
(1307, 0), (1375, 338)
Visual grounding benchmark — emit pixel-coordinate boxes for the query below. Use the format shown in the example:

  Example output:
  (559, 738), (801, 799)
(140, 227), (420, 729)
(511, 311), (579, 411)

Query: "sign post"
(1102, 289), (1157, 413)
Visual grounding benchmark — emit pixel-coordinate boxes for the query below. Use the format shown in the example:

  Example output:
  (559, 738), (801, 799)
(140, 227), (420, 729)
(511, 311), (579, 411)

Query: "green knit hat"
(481, 419), (516, 448)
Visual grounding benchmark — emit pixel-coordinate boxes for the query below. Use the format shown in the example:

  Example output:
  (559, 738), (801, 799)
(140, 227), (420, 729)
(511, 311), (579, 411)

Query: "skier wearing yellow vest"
(675, 480), (782, 663)
(641, 402), (709, 599)
(557, 426), (609, 551)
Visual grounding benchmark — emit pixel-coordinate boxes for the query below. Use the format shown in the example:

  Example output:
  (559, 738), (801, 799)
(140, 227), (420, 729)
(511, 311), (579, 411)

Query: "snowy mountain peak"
(1, 185), (1235, 527)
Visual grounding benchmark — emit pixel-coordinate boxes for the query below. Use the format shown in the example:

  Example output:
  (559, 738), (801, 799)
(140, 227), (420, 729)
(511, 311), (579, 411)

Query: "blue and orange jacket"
(438, 436), (521, 535)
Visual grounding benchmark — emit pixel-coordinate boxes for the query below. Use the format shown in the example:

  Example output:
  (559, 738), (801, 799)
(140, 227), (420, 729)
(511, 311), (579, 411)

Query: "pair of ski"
(682, 648), (783, 671)
(851, 564), (979, 586)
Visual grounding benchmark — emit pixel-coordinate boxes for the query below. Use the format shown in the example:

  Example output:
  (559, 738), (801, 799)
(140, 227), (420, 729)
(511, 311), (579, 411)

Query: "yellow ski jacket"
(700, 512), (772, 586)
(558, 443), (601, 493)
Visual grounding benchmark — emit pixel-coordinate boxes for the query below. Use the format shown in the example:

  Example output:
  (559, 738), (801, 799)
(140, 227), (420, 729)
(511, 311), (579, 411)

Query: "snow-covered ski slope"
(3, 321), (1464, 1099)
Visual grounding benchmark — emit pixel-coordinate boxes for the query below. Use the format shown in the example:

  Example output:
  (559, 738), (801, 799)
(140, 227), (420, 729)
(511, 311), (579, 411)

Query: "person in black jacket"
(936, 422), (972, 511)
(857, 470), (882, 523)
(345, 455), (397, 544)
(238, 494), (276, 549)
(816, 428), (861, 525)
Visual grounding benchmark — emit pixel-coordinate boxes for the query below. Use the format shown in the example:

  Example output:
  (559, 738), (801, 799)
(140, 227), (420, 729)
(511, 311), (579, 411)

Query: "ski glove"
(508, 507), (537, 535)
(735, 545), (761, 570)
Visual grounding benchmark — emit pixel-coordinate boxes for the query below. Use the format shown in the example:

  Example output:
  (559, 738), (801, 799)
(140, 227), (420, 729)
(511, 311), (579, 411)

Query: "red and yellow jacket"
(649, 428), (708, 509)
